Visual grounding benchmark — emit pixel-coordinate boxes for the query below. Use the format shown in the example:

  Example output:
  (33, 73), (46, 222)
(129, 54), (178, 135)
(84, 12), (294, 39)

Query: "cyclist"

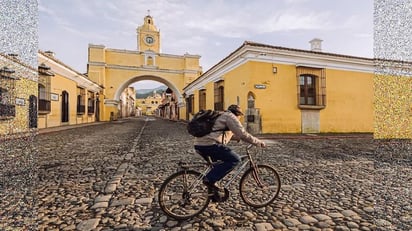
(194, 104), (266, 201)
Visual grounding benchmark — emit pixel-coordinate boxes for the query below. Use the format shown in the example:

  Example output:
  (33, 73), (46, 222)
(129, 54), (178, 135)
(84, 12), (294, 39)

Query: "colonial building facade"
(119, 87), (137, 118)
(135, 90), (162, 116)
(0, 53), (37, 136)
(37, 51), (102, 129)
(87, 14), (201, 121)
(183, 40), (376, 134)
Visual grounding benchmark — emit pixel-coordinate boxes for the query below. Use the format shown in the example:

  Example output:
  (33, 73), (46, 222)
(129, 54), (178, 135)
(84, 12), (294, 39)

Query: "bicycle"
(158, 144), (281, 220)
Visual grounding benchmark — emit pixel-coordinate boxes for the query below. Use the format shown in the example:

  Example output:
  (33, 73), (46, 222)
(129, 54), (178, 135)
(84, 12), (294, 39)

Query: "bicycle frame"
(158, 144), (280, 219)
(185, 144), (260, 191)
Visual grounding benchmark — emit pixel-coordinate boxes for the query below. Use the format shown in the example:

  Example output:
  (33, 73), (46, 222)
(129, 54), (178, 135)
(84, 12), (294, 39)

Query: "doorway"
(61, 91), (69, 123)
(29, 95), (37, 128)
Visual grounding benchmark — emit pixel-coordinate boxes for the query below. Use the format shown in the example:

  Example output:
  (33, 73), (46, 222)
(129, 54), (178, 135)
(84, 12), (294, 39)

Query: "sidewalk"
(38, 121), (107, 134)
(257, 133), (374, 140)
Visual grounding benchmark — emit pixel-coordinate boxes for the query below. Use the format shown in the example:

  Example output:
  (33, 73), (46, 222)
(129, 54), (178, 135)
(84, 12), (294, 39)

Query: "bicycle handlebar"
(246, 144), (254, 150)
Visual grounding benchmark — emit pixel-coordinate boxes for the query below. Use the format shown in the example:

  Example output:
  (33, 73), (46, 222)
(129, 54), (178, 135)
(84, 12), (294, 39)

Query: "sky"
(38, 0), (374, 89)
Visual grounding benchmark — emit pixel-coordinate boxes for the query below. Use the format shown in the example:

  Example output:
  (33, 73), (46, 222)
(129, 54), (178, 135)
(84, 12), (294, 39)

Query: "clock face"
(145, 35), (154, 45)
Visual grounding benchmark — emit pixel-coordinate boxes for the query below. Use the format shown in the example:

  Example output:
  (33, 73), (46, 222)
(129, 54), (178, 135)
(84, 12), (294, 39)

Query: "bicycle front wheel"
(158, 170), (210, 220)
(239, 164), (280, 208)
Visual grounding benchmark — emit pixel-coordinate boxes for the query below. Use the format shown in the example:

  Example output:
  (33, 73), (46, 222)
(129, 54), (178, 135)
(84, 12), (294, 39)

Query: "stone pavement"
(0, 117), (411, 230)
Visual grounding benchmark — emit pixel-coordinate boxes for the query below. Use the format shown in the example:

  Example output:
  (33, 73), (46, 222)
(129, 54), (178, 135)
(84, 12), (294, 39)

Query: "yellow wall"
(224, 62), (302, 133)
(188, 60), (375, 134)
(1, 78), (37, 135)
(47, 74), (77, 127)
(320, 69), (374, 133)
(88, 45), (106, 63)
(157, 56), (185, 69)
(89, 48), (200, 121)
(374, 75), (412, 139)
(38, 51), (101, 129)
(205, 83), (215, 110)
(106, 51), (142, 67)
(0, 57), (37, 136)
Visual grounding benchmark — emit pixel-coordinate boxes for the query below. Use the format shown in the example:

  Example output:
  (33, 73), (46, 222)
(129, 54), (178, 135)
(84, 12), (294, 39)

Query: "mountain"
(135, 85), (167, 99)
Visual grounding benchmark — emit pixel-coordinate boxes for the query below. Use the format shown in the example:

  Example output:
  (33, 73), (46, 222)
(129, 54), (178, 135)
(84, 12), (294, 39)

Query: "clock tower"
(137, 13), (160, 53)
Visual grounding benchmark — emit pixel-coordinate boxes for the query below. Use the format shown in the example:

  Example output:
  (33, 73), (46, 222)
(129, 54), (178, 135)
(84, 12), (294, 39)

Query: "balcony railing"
(77, 105), (85, 114)
(38, 99), (51, 113)
(0, 103), (16, 118)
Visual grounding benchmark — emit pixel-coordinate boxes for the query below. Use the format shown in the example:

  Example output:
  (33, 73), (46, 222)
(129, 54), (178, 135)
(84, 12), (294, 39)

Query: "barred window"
(0, 87), (11, 105)
(88, 91), (95, 114)
(38, 84), (51, 113)
(188, 94), (194, 114)
(297, 66), (326, 108)
(199, 89), (206, 111)
(38, 63), (53, 113)
(214, 80), (224, 111)
(39, 84), (47, 99)
(299, 75), (316, 105)
(0, 67), (17, 117)
(77, 87), (86, 114)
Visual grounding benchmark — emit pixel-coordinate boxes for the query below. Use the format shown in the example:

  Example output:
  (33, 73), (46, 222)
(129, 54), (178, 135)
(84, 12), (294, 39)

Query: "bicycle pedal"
(209, 189), (229, 202)
(209, 194), (224, 202)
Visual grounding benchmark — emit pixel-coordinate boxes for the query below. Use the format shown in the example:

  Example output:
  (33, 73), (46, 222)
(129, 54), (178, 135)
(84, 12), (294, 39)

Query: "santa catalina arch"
(87, 14), (201, 121)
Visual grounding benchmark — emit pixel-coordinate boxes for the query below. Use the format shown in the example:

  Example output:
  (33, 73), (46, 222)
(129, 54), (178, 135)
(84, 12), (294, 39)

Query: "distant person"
(193, 104), (266, 201)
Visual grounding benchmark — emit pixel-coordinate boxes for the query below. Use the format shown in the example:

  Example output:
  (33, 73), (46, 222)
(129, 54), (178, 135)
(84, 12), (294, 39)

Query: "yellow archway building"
(87, 14), (202, 121)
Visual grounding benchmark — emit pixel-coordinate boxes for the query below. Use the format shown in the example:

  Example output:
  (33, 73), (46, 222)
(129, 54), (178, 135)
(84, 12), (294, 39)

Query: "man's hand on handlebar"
(259, 141), (266, 148)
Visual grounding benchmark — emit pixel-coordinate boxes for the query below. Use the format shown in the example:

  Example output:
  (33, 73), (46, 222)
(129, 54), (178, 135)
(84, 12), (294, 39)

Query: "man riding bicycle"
(193, 104), (266, 201)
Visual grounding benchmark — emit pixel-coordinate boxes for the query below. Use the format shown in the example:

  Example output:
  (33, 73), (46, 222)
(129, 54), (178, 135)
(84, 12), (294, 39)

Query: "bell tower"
(137, 11), (160, 53)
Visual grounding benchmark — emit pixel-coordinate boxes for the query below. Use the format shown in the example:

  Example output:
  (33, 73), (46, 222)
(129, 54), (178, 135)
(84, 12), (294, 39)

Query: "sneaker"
(202, 180), (222, 202)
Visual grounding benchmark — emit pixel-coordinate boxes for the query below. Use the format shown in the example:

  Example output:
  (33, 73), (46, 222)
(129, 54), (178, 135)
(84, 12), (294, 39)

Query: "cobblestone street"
(1, 117), (411, 231)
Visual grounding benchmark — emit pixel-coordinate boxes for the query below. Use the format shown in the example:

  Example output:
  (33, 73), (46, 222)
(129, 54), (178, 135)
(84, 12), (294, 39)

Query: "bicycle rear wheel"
(239, 164), (280, 208)
(158, 170), (210, 220)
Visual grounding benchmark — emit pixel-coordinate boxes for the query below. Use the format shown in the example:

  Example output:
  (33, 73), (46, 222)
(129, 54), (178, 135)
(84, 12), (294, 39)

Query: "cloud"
(283, 0), (310, 4)
(38, 0), (374, 74)
(262, 11), (334, 32)
(38, 3), (70, 28)
(161, 2), (336, 38)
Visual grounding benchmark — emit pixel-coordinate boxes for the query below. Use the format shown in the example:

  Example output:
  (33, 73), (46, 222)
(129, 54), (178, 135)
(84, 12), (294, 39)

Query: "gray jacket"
(194, 111), (263, 146)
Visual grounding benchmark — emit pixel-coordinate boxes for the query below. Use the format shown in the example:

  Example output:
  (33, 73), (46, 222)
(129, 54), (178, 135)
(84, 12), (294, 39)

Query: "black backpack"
(187, 110), (224, 137)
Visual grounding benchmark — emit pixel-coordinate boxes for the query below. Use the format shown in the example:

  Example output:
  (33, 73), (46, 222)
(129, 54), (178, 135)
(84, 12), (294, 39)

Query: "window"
(299, 75), (316, 105)
(38, 84), (51, 112)
(39, 84), (47, 99)
(38, 63), (53, 114)
(0, 67), (17, 118)
(214, 80), (224, 111)
(297, 67), (326, 108)
(147, 56), (153, 66)
(188, 94), (194, 114)
(199, 89), (206, 111)
(88, 91), (95, 114)
(0, 87), (11, 105)
(0, 87), (15, 117)
(144, 54), (156, 66)
(77, 87), (86, 114)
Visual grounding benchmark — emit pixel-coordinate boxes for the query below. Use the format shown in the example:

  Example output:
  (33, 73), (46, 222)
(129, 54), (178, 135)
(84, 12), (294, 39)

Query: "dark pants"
(194, 144), (241, 183)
